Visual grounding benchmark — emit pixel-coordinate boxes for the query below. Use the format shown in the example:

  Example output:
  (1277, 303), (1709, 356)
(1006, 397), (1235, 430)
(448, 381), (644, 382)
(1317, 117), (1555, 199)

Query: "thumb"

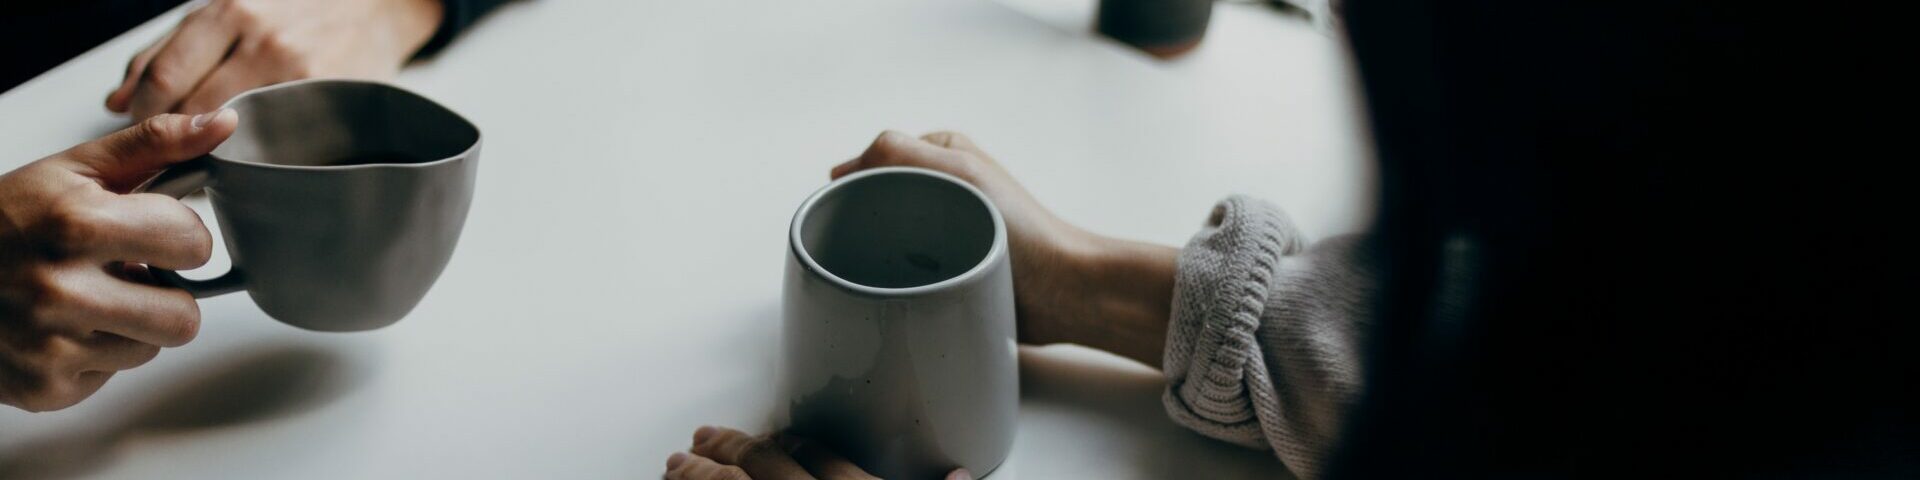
(65, 109), (237, 189)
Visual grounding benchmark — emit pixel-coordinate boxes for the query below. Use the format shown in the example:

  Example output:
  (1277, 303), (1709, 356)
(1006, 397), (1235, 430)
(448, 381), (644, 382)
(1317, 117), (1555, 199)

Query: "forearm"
(1011, 221), (1178, 368)
(1070, 236), (1179, 368)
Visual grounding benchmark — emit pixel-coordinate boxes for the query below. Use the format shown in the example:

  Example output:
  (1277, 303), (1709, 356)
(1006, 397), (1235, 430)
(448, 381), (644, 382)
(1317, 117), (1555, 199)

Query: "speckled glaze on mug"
(139, 79), (480, 332)
(781, 167), (1019, 479)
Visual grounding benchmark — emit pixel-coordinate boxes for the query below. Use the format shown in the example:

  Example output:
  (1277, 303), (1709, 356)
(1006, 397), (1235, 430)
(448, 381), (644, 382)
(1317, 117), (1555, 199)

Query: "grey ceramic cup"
(138, 79), (480, 332)
(781, 167), (1019, 479)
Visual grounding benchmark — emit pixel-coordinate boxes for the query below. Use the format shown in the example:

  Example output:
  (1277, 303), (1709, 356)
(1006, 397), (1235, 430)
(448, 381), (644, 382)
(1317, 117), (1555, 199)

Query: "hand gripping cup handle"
(135, 157), (246, 298)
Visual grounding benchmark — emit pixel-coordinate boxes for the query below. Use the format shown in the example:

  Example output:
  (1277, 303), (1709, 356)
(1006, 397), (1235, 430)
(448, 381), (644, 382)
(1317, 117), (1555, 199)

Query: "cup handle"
(136, 157), (245, 298)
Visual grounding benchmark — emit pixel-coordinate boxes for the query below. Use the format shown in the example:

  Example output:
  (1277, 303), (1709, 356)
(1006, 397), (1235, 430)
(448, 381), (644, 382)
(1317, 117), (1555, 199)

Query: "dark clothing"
(0, 0), (513, 93)
(419, 0), (515, 58)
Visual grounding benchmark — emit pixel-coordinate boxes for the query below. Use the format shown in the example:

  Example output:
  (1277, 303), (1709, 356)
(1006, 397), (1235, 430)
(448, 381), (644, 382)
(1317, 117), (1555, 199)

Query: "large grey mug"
(782, 167), (1019, 479)
(139, 79), (480, 332)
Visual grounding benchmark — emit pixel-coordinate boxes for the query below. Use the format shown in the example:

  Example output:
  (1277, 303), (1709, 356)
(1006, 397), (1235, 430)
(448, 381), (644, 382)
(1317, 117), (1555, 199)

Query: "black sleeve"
(414, 0), (515, 58)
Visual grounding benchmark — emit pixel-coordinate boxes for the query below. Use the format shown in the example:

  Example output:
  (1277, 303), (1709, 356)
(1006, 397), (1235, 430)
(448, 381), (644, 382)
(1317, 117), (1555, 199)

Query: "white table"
(0, 0), (1369, 478)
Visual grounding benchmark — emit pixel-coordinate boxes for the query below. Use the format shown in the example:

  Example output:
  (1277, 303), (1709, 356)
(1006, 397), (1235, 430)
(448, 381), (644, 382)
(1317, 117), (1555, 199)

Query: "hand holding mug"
(830, 131), (1093, 346)
(0, 111), (238, 412)
(830, 131), (1179, 367)
(138, 79), (481, 332)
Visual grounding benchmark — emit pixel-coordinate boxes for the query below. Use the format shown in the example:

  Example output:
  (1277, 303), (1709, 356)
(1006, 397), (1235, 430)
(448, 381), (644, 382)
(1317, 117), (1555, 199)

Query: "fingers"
(833, 131), (985, 181)
(64, 110), (238, 189)
(71, 333), (162, 373)
(779, 435), (879, 480)
(129, 6), (242, 120)
(108, 30), (176, 113)
(919, 131), (985, 156)
(175, 62), (261, 116)
(9, 372), (115, 413)
(38, 191), (212, 269)
(0, 328), (124, 412)
(834, 130), (946, 179)
(856, 130), (947, 170)
(28, 263), (201, 348)
(690, 426), (815, 480)
(665, 452), (753, 480)
(828, 157), (862, 180)
(667, 427), (900, 480)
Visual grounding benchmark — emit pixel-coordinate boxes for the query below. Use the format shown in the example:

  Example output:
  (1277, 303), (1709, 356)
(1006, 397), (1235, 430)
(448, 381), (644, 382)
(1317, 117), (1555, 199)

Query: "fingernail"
(693, 426), (716, 444)
(190, 108), (231, 129)
(946, 468), (974, 480)
(666, 452), (688, 470)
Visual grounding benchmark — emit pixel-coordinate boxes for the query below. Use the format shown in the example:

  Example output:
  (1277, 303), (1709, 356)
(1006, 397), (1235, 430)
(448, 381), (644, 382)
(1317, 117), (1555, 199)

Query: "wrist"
(1042, 230), (1115, 343)
(1024, 224), (1178, 367)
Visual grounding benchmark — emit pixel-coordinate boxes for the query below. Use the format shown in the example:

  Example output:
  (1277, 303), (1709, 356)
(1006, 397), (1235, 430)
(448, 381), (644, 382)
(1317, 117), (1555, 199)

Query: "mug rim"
(788, 166), (1009, 297)
(204, 78), (480, 172)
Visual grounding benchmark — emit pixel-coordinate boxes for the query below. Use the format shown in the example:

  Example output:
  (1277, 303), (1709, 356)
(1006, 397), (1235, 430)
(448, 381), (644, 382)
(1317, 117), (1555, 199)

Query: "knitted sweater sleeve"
(1161, 195), (1376, 480)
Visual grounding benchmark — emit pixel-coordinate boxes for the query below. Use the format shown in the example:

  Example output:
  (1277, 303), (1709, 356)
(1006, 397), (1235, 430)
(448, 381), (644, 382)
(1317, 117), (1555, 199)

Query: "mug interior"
(213, 81), (479, 167)
(799, 171), (996, 289)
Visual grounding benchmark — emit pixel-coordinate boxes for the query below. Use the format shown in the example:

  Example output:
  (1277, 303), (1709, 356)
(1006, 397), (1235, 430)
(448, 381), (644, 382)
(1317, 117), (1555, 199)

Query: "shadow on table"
(1017, 345), (1289, 480)
(0, 344), (363, 479)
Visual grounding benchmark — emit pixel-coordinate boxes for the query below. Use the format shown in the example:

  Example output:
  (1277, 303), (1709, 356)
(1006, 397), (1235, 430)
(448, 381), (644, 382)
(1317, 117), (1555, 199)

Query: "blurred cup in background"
(1097, 0), (1214, 58)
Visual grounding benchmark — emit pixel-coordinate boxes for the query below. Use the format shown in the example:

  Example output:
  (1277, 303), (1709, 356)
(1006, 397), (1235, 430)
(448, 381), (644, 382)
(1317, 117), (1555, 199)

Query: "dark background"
(1, 1), (185, 93)
(1339, 0), (1916, 477)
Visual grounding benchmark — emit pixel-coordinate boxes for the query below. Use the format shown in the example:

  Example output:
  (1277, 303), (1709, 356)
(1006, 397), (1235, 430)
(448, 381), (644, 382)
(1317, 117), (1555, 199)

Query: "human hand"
(664, 425), (972, 480)
(832, 131), (1179, 367)
(0, 110), (239, 412)
(831, 131), (1095, 345)
(105, 0), (444, 120)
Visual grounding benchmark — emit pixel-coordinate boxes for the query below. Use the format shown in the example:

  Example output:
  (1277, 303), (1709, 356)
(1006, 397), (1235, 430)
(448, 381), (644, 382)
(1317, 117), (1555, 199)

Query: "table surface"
(0, 0), (1370, 478)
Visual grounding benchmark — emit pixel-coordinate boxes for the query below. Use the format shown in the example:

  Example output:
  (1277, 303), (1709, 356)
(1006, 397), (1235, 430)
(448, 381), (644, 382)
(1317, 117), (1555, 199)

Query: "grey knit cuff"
(1161, 195), (1303, 447)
